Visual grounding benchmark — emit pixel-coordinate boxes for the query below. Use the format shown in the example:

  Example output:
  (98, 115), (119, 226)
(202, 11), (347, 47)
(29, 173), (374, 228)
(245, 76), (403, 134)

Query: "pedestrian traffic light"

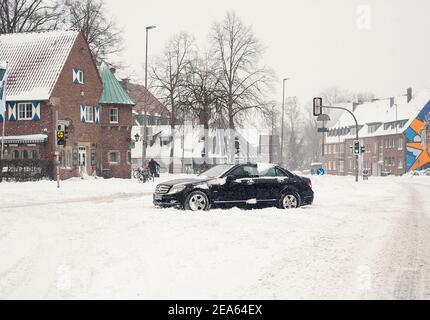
(57, 129), (66, 146)
(313, 97), (323, 116)
(353, 140), (361, 156)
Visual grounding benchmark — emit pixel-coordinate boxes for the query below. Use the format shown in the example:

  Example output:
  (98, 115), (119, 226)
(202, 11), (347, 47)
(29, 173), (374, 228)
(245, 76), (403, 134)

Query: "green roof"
(99, 63), (134, 105)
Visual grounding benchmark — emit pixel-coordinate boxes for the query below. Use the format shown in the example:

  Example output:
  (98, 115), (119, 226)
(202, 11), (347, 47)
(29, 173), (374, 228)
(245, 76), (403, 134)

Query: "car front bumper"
(153, 193), (184, 207)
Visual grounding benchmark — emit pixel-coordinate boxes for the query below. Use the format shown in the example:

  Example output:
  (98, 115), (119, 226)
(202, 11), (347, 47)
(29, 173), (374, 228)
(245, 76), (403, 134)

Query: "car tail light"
(307, 180), (313, 189)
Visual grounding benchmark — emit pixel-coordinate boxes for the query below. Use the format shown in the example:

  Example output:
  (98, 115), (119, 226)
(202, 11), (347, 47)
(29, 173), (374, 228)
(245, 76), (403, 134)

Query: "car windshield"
(199, 164), (235, 178)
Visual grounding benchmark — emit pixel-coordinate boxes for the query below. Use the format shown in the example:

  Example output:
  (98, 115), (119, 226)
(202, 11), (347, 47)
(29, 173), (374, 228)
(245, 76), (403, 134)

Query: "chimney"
(121, 78), (130, 91)
(110, 67), (116, 74)
(407, 87), (412, 103)
(390, 97), (395, 108)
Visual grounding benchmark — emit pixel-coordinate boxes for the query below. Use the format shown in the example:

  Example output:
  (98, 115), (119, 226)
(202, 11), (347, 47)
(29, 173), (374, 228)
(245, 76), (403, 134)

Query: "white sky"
(105, 0), (430, 104)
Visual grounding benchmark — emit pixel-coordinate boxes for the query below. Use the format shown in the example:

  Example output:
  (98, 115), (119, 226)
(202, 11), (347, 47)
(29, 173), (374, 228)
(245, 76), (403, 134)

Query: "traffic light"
(313, 97), (323, 116)
(234, 137), (240, 155)
(353, 140), (361, 156)
(57, 126), (66, 146)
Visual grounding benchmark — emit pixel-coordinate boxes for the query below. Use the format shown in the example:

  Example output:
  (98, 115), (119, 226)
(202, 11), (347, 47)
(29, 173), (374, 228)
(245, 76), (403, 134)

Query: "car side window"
(230, 165), (258, 179)
(276, 168), (287, 177)
(260, 167), (277, 177)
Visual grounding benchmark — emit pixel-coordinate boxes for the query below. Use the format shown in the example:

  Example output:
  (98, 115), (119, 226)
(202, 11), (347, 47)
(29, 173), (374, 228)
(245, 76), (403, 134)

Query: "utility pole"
(55, 110), (60, 189)
(142, 25), (156, 168)
(280, 78), (290, 166)
(314, 98), (360, 182)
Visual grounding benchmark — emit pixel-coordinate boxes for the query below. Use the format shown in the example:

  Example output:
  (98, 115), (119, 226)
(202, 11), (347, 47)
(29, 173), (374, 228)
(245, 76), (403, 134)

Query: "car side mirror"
(226, 175), (236, 183)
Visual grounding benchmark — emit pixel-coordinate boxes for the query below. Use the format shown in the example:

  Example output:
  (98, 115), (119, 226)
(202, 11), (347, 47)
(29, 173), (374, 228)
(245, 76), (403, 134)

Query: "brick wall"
(323, 134), (406, 177)
(100, 104), (133, 179)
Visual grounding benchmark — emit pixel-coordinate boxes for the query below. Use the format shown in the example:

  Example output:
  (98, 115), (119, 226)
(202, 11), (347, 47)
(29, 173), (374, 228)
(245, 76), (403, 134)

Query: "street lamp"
(142, 25), (157, 167)
(280, 78), (290, 166)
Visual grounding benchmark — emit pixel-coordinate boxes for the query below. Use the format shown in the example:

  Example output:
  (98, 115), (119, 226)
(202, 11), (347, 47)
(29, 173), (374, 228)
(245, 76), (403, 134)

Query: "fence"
(0, 160), (54, 182)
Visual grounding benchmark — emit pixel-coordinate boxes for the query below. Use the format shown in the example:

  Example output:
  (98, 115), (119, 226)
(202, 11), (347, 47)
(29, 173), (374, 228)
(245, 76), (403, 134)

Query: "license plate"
(154, 194), (163, 201)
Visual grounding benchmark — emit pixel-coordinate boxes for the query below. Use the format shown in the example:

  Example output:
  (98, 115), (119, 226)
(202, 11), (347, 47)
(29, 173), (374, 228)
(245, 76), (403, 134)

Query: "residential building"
(0, 30), (134, 179)
(323, 89), (430, 176)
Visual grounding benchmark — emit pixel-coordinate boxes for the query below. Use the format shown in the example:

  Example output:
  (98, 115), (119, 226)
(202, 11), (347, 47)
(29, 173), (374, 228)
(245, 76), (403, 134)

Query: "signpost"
(313, 98), (361, 182)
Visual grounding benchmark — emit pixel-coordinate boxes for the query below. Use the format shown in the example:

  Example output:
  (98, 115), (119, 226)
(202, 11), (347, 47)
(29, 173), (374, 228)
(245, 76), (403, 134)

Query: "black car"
(153, 163), (314, 211)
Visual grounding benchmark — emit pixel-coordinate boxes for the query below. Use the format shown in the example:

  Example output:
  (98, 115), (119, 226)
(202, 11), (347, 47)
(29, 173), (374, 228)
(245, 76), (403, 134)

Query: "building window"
(86, 106), (94, 123)
(60, 150), (66, 167)
(108, 151), (120, 164)
(73, 68), (84, 84)
(31, 150), (38, 159)
(21, 150), (29, 159)
(18, 103), (33, 120)
(110, 108), (119, 124)
(127, 151), (131, 165)
(12, 150), (19, 159)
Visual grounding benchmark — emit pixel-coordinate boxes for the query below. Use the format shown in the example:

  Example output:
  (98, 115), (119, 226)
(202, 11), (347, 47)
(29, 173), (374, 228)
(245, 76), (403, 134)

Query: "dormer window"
(73, 68), (84, 84)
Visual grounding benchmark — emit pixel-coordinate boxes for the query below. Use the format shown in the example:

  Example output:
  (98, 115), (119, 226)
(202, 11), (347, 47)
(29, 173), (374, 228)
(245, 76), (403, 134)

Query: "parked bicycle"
(133, 167), (153, 183)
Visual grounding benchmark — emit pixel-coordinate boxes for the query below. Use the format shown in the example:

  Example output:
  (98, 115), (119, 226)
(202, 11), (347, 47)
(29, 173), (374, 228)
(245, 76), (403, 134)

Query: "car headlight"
(168, 185), (187, 194)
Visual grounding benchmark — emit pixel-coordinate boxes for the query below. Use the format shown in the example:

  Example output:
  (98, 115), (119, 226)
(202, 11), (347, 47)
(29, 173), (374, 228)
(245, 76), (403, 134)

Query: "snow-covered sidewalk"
(0, 174), (429, 299)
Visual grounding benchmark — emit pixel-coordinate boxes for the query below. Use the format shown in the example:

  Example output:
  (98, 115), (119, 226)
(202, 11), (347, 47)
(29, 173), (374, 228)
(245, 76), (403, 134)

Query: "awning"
(1, 134), (48, 144)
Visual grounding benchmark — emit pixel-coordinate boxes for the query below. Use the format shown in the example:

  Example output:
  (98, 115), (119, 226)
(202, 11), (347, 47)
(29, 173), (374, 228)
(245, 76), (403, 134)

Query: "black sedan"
(153, 163), (314, 211)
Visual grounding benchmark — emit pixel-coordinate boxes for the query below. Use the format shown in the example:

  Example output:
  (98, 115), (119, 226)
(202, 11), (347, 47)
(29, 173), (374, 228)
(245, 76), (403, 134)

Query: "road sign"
(316, 167), (325, 176)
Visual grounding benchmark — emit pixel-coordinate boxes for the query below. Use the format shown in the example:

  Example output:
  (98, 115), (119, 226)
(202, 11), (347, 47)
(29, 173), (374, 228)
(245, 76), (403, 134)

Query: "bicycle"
(133, 167), (152, 183)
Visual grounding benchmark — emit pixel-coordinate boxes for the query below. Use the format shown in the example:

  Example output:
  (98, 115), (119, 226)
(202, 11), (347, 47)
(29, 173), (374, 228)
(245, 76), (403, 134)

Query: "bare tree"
(182, 52), (223, 163)
(0, 0), (63, 34)
(320, 86), (375, 105)
(152, 32), (195, 173)
(63, 0), (122, 63)
(209, 11), (273, 163)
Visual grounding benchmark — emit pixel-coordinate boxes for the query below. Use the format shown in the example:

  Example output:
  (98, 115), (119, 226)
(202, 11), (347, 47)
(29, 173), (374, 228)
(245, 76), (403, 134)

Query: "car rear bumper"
(301, 190), (314, 206)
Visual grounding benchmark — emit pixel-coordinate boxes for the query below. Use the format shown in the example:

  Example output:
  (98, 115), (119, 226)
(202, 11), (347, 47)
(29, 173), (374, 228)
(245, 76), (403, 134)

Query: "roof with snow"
(0, 30), (80, 102)
(99, 63), (134, 105)
(124, 82), (170, 118)
(325, 89), (430, 143)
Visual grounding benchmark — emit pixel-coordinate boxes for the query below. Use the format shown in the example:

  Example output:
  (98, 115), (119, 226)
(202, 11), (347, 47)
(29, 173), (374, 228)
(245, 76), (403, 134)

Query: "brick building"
(323, 89), (430, 176)
(0, 30), (134, 179)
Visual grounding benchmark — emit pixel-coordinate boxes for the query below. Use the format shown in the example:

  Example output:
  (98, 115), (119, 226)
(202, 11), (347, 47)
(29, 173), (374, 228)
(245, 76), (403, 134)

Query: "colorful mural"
(403, 101), (430, 172)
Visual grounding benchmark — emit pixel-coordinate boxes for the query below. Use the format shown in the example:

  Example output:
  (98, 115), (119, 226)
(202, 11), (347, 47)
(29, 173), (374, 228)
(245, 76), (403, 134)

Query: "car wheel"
(280, 192), (300, 209)
(184, 191), (210, 211)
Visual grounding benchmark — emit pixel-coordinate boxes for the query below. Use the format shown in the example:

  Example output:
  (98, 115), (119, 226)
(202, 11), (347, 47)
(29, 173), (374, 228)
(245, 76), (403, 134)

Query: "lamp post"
(142, 25), (156, 167)
(280, 78), (290, 166)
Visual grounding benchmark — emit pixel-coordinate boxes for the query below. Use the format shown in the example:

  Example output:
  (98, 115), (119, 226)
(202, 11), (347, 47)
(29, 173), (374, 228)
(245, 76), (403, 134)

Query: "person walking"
(148, 158), (160, 178)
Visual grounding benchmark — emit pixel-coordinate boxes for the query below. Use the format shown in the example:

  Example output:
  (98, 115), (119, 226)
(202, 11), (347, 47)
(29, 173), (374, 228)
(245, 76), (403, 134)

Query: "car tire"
(279, 192), (300, 210)
(184, 191), (210, 211)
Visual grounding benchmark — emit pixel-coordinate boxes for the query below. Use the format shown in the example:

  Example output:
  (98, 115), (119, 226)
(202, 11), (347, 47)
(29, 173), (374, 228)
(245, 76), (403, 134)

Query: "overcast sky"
(104, 0), (430, 104)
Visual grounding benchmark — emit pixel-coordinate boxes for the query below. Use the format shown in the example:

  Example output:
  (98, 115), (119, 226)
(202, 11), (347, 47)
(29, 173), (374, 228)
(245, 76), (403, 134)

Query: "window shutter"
(73, 68), (80, 84)
(8, 102), (16, 121)
(95, 106), (100, 124)
(32, 102), (41, 121)
(80, 104), (86, 123)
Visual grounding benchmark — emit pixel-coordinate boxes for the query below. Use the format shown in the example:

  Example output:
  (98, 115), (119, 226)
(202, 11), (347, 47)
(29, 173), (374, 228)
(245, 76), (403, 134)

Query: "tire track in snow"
(1, 192), (152, 209)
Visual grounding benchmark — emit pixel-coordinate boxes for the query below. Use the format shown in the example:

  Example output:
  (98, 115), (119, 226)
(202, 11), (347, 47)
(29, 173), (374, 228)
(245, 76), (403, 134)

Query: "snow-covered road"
(0, 175), (429, 299)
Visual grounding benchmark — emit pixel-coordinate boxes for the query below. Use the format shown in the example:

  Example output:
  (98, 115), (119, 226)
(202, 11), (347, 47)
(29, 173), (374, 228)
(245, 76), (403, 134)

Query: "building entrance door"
(78, 147), (87, 176)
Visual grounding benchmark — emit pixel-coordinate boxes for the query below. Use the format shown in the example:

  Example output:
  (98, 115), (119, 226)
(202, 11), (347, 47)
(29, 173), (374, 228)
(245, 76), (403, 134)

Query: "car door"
(212, 165), (258, 205)
(255, 167), (289, 203)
